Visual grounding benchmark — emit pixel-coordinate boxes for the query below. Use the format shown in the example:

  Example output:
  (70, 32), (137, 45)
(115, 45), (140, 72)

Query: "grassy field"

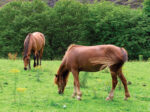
(0, 59), (150, 112)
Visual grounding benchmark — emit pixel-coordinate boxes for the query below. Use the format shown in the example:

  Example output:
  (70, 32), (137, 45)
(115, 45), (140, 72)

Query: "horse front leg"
(106, 70), (118, 101)
(33, 54), (36, 67)
(28, 59), (31, 70)
(72, 69), (82, 100)
(36, 52), (39, 66)
(72, 81), (77, 98)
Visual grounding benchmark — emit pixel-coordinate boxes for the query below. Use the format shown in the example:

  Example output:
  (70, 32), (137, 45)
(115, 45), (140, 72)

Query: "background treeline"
(0, 0), (149, 60)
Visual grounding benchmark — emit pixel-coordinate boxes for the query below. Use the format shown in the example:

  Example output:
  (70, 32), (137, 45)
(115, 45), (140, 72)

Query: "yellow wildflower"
(9, 69), (20, 73)
(16, 88), (27, 92)
(97, 79), (101, 82)
(0, 76), (5, 79)
(34, 66), (42, 70)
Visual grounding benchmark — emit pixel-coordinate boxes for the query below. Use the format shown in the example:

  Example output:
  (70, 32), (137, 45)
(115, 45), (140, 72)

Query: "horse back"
(31, 32), (45, 50)
(63, 45), (128, 71)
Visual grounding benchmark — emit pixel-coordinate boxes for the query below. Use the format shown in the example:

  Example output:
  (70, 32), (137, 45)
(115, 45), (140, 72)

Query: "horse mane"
(55, 61), (69, 84)
(67, 44), (77, 51)
(61, 69), (69, 84)
(56, 44), (81, 84)
(63, 44), (82, 59)
(24, 33), (31, 59)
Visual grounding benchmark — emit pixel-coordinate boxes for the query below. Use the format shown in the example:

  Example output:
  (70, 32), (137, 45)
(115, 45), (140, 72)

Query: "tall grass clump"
(0, 76), (5, 93)
(9, 69), (20, 103)
(80, 72), (89, 88)
(139, 55), (143, 61)
(34, 66), (43, 82)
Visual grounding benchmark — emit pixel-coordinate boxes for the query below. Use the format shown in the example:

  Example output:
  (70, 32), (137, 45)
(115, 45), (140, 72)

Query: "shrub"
(143, 0), (150, 17)
(45, 0), (89, 59)
(0, 0), (51, 58)
(0, 0), (150, 60)
(84, 2), (149, 59)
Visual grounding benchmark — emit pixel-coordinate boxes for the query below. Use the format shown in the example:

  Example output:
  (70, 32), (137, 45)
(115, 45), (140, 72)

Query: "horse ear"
(55, 74), (58, 77)
(28, 33), (32, 37)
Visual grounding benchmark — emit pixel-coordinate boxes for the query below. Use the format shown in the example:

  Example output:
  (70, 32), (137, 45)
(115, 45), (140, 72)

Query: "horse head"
(23, 33), (32, 70)
(55, 71), (69, 94)
(23, 55), (30, 70)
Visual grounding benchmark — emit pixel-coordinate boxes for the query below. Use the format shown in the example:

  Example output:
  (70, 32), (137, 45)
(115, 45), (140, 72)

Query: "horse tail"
(40, 33), (45, 46)
(120, 48), (128, 62)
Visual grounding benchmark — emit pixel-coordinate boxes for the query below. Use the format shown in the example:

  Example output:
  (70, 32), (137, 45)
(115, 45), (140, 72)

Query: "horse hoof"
(77, 96), (81, 100)
(124, 93), (130, 100)
(124, 96), (130, 100)
(34, 64), (36, 67)
(106, 96), (113, 101)
(72, 94), (76, 98)
(124, 97), (128, 100)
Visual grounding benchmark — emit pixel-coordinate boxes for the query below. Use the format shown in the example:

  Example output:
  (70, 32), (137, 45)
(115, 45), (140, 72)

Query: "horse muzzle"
(24, 68), (27, 70)
(58, 90), (63, 94)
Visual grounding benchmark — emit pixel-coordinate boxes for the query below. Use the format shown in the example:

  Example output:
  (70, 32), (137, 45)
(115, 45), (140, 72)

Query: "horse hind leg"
(36, 52), (39, 66)
(106, 69), (118, 101)
(39, 51), (41, 65)
(118, 68), (130, 100)
(39, 48), (44, 66)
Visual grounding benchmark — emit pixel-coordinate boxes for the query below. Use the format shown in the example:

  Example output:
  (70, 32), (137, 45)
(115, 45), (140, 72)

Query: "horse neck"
(24, 35), (32, 57)
(57, 61), (68, 77)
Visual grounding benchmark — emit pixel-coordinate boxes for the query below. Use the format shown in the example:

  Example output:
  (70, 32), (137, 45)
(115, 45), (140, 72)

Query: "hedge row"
(0, 0), (149, 60)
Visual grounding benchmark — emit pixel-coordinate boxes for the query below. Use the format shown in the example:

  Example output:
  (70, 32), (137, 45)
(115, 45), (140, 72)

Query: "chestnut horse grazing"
(23, 32), (45, 70)
(55, 44), (130, 100)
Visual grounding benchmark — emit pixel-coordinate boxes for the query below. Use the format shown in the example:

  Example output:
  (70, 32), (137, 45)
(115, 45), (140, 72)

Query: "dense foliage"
(143, 0), (150, 17)
(0, 0), (149, 59)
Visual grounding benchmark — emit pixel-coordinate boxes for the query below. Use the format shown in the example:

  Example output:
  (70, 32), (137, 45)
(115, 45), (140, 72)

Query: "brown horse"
(23, 32), (45, 70)
(55, 44), (130, 100)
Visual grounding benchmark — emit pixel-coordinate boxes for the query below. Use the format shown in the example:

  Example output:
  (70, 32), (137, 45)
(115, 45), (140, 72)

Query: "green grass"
(0, 59), (150, 112)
